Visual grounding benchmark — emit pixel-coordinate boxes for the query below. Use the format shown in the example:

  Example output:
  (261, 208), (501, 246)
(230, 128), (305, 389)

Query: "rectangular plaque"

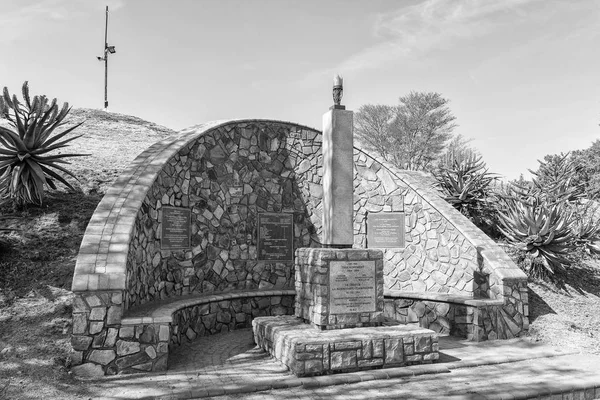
(161, 207), (191, 250)
(329, 261), (376, 314)
(367, 212), (405, 248)
(258, 213), (294, 261)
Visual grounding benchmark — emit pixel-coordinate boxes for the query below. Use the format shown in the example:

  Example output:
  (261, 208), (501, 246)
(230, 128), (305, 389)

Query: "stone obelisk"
(322, 74), (354, 248)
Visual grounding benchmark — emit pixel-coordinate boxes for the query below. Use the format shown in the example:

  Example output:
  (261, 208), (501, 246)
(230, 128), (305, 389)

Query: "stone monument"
(253, 76), (439, 376)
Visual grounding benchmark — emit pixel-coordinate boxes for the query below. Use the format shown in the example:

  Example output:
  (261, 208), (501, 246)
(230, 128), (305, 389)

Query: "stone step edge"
(442, 347), (580, 371)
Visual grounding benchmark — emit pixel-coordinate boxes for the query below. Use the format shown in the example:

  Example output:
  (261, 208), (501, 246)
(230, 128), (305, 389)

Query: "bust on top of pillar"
(322, 74), (354, 248)
(331, 74), (345, 110)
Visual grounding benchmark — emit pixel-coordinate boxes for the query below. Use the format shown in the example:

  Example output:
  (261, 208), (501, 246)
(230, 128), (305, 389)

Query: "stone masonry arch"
(70, 118), (528, 374)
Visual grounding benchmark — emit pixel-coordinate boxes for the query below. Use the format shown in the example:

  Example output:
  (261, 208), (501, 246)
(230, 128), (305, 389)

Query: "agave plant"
(0, 81), (86, 206)
(433, 154), (497, 215)
(496, 186), (575, 276)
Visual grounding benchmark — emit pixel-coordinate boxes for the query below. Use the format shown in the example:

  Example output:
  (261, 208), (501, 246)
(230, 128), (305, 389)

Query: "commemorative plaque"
(161, 207), (191, 250)
(367, 212), (405, 248)
(329, 261), (376, 314)
(258, 213), (294, 261)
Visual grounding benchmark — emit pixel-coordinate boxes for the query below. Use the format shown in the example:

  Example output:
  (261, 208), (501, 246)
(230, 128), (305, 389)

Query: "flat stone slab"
(253, 315), (439, 377)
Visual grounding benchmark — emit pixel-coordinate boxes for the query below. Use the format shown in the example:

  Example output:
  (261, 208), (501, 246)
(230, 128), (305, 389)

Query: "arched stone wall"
(70, 118), (528, 373)
(73, 118), (527, 309)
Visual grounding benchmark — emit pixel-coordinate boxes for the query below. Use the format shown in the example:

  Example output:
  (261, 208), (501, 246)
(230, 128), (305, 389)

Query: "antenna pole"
(97, 6), (116, 111)
(104, 6), (108, 110)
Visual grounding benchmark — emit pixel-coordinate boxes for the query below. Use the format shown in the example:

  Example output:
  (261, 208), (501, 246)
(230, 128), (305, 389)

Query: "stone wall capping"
(492, 268), (528, 281)
(74, 262), (96, 274)
(384, 290), (504, 307)
(72, 274), (90, 292)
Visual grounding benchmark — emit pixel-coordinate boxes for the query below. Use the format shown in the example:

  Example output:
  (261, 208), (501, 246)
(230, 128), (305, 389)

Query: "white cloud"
(0, 0), (125, 43)
(296, 0), (546, 86)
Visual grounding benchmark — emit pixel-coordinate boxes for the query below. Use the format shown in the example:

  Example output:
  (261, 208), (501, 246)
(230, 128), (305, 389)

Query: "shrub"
(571, 201), (600, 254)
(0, 81), (86, 206)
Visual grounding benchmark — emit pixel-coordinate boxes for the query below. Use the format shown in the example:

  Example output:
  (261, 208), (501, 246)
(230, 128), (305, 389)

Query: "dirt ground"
(1, 109), (599, 399)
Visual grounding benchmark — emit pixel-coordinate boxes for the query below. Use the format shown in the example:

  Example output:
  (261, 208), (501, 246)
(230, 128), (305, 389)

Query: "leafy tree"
(355, 91), (457, 171)
(353, 104), (396, 164)
(571, 140), (600, 199)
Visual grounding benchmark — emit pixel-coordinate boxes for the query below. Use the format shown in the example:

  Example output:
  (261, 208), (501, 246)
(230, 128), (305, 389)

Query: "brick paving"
(85, 328), (600, 399)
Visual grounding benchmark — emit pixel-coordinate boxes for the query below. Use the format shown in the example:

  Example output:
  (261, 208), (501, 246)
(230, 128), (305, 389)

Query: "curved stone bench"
(99, 289), (296, 374)
(384, 290), (526, 341)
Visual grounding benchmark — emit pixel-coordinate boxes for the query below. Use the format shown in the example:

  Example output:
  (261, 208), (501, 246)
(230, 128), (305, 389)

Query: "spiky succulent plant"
(0, 81), (86, 205)
(496, 186), (575, 276)
(433, 154), (497, 215)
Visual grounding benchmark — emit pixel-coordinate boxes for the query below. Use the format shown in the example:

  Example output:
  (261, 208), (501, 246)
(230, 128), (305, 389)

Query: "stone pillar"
(322, 106), (354, 247)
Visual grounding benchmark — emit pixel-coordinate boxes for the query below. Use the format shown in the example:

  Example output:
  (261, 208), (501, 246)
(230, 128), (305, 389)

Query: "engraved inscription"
(367, 212), (405, 248)
(258, 213), (294, 261)
(329, 261), (376, 314)
(161, 207), (191, 250)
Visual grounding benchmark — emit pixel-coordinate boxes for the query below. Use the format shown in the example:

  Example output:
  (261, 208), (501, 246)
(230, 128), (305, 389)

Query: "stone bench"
(82, 289), (296, 374)
(384, 290), (523, 341)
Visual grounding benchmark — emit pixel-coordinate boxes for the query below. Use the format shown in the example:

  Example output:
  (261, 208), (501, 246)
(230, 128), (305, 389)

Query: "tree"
(355, 91), (457, 171)
(571, 140), (600, 199)
(353, 104), (396, 164)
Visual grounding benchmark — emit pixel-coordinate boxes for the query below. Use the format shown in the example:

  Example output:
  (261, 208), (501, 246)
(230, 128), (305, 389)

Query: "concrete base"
(253, 316), (439, 377)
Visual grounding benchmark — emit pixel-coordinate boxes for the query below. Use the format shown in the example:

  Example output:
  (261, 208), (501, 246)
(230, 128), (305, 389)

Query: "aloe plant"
(0, 82), (86, 206)
(433, 154), (497, 214)
(496, 186), (575, 277)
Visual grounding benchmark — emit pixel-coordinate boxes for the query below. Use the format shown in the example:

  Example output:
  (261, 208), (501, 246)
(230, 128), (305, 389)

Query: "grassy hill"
(0, 109), (176, 399)
(0, 109), (599, 399)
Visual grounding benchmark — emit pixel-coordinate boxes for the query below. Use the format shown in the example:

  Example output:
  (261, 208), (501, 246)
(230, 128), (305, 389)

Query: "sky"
(1, 0), (599, 180)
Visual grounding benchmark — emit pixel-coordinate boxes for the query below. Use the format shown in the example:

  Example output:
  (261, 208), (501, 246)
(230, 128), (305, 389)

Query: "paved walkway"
(86, 328), (600, 400)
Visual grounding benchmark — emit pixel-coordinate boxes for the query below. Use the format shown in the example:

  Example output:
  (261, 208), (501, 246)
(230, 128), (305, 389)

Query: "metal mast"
(97, 6), (116, 111)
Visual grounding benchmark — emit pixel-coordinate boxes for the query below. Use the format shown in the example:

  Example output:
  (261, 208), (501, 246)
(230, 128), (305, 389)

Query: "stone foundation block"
(253, 315), (438, 377)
